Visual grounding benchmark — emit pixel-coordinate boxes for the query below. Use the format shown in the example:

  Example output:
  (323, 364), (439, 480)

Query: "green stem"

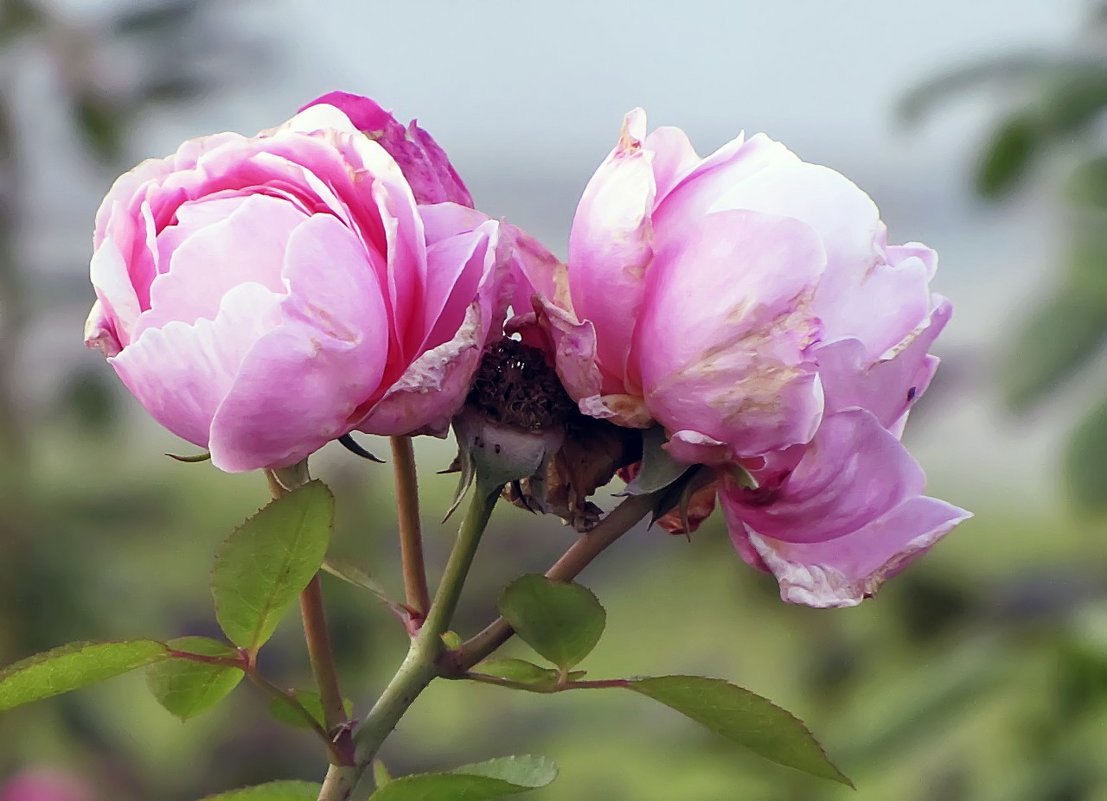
(454, 492), (656, 671)
(317, 487), (500, 801)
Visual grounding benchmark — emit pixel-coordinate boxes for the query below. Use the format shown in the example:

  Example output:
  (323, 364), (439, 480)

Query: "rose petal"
(722, 410), (926, 543)
(135, 193), (306, 338)
(109, 282), (283, 448)
(207, 214), (389, 471)
(730, 496), (971, 607)
(636, 209), (826, 456)
(568, 108), (657, 391)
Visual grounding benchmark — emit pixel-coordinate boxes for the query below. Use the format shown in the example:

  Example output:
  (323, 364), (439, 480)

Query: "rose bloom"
(514, 108), (970, 607)
(0, 769), (94, 801)
(85, 100), (507, 472)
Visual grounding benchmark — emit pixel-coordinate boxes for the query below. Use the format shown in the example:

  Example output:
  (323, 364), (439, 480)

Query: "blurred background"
(2, 0), (1106, 799)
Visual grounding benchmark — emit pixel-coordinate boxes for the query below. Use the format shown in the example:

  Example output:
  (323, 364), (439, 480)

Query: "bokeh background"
(2, 0), (1107, 799)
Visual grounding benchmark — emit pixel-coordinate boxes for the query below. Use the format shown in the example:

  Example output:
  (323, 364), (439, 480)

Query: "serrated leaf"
(623, 426), (691, 496)
(498, 576), (605, 671)
(146, 637), (243, 721)
(0, 640), (168, 712)
(1064, 394), (1107, 511)
(211, 481), (334, 650)
(369, 756), (557, 801)
(267, 689), (353, 730)
(627, 676), (851, 785)
(1004, 290), (1107, 409)
(199, 781), (321, 801)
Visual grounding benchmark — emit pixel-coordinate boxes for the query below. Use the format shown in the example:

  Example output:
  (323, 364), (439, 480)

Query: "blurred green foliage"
(904, 2), (1107, 512)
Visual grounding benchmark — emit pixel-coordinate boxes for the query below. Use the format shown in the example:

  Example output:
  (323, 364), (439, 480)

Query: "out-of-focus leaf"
(211, 480), (333, 651)
(267, 689), (352, 730)
(1064, 394), (1107, 511)
(1004, 289), (1107, 409)
(975, 112), (1042, 198)
(140, 75), (211, 105)
(146, 637), (242, 721)
(900, 55), (1107, 122)
(199, 782), (321, 801)
(1037, 69), (1107, 133)
(627, 676), (852, 786)
(0, 0), (42, 44)
(1068, 156), (1107, 209)
(113, 0), (205, 36)
(369, 756), (558, 800)
(0, 640), (168, 711)
(73, 95), (127, 162)
(498, 576), (605, 672)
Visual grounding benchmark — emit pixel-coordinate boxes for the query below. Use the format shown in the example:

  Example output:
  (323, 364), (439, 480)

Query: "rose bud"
(85, 102), (508, 472)
(300, 91), (473, 207)
(513, 108), (969, 606)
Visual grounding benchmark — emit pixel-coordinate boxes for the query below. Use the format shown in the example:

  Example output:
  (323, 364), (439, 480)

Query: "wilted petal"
(730, 496), (971, 607)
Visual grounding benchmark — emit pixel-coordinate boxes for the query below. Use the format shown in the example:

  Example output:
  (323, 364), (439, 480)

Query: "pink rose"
(85, 102), (508, 472)
(0, 769), (94, 801)
(514, 108), (969, 607)
(300, 91), (473, 208)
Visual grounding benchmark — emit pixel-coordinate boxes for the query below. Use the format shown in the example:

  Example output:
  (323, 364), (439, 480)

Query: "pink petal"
(635, 209), (826, 456)
(299, 93), (474, 207)
(134, 193), (307, 338)
(645, 125), (701, 201)
(817, 298), (952, 428)
(722, 410), (926, 543)
(109, 282), (283, 449)
(568, 108), (657, 392)
(729, 496), (971, 607)
(207, 214), (389, 471)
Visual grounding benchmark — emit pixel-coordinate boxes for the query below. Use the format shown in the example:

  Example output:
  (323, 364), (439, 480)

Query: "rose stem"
(454, 491), (656, 671)
(390, 435), (430, 617)
(267, 466), (353, 765)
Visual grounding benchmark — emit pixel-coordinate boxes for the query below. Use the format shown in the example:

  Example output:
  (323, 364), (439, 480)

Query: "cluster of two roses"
(84, 91), (969, 609)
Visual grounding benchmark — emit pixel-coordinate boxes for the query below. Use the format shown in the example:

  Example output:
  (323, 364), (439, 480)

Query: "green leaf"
(146, 637), (243, 721)
(1003, 290), (1107, 409)
(627, 676), (851, 786)
(0, 640), (168, 712)
(199, 781), (321, 801)
(369, 756), (557, 801)
(372, 760), (393, 789)
(474, 659), (561, 685)
(1064, 394), (1107, 511)
(622, 426), (691, 496)
(974, 111), (1041, 198)
(211, 480), (334, 650)
(267, 689), (353, 730)
(321, 558), (396, 607)
(498, 576), (605, 671)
